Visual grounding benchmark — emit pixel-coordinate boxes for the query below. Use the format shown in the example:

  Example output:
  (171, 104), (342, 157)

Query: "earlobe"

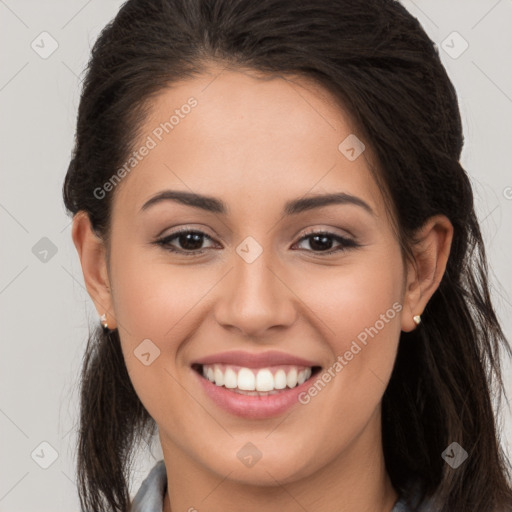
(401, 214), (454, 333)
(71, 211), (117, 330)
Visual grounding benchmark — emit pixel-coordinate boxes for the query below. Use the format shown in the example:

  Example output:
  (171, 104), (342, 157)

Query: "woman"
(63, 0), (512, 511)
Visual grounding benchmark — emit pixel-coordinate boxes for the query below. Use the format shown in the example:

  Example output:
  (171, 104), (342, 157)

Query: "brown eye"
(294, 231), (359, 254)
(156, 229), (216, 255)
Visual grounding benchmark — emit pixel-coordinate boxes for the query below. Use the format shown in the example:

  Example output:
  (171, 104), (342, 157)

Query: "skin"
(72, 65), (453, 511)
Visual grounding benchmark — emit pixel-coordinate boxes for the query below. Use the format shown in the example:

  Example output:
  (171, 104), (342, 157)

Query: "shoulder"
(130, 460), (167, 512)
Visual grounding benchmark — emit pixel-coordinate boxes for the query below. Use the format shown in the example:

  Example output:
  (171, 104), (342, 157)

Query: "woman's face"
(77, 67), (436, 488)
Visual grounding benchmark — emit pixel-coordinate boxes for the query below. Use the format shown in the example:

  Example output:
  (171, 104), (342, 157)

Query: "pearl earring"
(100, 313), (108, 329)
(413, 315), (421, 325)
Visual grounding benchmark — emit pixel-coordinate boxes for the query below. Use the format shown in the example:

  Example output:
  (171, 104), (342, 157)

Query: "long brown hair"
(63, 0), (512, 510)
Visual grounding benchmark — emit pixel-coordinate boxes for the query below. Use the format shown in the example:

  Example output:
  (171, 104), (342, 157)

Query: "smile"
(190, 351), (323, 419)
(194, 363), (319, 395)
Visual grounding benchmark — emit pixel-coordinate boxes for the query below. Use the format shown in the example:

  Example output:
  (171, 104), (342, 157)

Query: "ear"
(401, 214), (453, 332)
(71, 211), (117, 330)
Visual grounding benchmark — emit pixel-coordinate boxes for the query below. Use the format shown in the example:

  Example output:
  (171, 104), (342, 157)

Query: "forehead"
(111, 67), (386, 221)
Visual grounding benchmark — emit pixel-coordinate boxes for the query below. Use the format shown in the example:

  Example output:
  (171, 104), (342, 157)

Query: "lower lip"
(194, 369), (316, 419)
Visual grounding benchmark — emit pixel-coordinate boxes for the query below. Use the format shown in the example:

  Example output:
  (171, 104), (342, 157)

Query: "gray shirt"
(129, 460), (431, 511)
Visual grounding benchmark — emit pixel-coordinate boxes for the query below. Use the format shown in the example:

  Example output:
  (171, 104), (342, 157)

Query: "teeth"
(224, 367), (237, 389)
(255, 369), (274, 392)
(213, 365), (224, 386)
(238, 368), (255, 390)
(274, 369), (287, 389)
(286, 368), (298, 388)
(201, 364), (313, 393)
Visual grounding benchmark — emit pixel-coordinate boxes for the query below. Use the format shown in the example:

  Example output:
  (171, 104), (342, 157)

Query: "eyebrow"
(140, 190), (375, 217)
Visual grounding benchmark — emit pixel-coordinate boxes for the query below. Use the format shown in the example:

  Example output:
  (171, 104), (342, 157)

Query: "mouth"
(190, 350), (323, 418)
(192, 363), (322, 396)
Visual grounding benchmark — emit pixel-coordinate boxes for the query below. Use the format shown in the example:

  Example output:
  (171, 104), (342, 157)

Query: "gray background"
(1, 0), (511, 510)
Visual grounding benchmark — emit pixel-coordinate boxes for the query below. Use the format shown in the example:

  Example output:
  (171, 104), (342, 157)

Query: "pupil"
(180, 232), (203, 250)
(310, 234), (332, 251)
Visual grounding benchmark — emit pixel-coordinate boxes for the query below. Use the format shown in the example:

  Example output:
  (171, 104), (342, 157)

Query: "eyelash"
(154, 227), (360, 257)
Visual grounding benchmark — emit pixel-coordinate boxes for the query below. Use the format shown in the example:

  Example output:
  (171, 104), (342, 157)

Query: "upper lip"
(192, 350), (320, 369)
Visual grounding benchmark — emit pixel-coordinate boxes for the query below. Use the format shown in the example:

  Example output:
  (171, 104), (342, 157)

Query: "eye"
(293, 230), (359, 255)
(154, 228), (216, 256)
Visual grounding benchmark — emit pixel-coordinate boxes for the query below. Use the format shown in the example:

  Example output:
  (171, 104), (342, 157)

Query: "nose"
(214, 250), (298, 338)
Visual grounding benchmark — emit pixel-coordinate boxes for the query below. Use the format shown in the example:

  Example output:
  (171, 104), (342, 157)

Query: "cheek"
(291, 243), (404, 353)
(110, 240), (213, 340)
(107, 244), (179, 380)
(109, 244), (227, 426)
(288, 248), (404, 438)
